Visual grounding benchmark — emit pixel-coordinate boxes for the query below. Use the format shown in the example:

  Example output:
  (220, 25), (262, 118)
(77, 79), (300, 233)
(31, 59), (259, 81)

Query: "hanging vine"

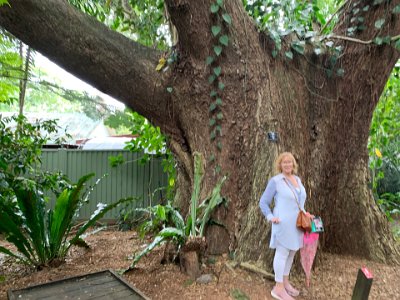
(206, 0), (232, 174)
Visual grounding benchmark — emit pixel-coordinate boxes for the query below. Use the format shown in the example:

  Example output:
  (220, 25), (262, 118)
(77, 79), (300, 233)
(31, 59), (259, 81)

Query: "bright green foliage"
(0, 173), (135, 267)
(0, 115), (67, 198)
(369, 66), (400, 218)
(126, 154), (226, 270)
(69, 0), (169, 50)
(0, 35), (21, 104)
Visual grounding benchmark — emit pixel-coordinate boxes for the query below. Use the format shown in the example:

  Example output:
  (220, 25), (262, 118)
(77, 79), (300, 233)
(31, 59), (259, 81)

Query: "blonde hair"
(275, 152), (298, 174)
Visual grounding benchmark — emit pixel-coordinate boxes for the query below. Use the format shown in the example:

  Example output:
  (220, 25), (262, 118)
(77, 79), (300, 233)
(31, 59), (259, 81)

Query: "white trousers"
(273, 242), (297, 282)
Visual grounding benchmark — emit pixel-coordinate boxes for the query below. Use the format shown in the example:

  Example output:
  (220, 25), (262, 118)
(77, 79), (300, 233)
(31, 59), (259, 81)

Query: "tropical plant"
(0, 173), (134, 267)
(127, 152), (226, 270)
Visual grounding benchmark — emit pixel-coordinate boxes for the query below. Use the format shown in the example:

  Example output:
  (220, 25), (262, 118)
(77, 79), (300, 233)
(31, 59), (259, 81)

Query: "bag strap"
(283, 178), (301, 211)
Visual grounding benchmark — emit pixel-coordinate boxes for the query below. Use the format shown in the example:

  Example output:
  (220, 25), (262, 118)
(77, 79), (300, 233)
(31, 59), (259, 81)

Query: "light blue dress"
(259, 173), (306, 251)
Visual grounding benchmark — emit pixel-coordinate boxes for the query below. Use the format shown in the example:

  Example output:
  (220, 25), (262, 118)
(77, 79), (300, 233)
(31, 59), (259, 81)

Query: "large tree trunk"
(1, 0), (399, 268)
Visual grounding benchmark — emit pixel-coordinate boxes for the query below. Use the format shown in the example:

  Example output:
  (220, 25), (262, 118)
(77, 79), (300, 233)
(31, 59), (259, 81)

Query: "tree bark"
(1, 0), (399, 267)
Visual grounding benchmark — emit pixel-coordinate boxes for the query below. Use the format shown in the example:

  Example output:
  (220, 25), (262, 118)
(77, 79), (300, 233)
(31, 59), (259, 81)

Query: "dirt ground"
(1, 229), (399, 300)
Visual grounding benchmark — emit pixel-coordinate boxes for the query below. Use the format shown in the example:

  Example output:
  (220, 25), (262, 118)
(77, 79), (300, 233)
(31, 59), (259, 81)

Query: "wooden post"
(352, 267), (373, 300)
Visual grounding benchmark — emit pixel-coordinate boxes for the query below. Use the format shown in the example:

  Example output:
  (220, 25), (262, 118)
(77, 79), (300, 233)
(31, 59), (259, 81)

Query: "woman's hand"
(270, 217), (280, 224)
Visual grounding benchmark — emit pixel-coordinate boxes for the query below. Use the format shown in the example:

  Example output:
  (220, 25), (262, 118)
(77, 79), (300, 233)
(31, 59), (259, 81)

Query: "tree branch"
(0, 0), (175, 132)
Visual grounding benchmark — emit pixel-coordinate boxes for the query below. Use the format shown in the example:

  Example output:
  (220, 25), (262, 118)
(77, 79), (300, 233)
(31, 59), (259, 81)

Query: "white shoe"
(271, 290), (283, 300)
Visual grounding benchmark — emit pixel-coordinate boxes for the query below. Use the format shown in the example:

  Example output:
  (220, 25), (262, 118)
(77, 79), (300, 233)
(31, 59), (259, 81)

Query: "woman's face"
(281, 156), (294, 174)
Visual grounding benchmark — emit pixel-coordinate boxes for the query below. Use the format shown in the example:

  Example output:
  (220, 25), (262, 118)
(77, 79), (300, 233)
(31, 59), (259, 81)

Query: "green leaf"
(206, 56), (214, 65)
(373, 37), (383, 45)
(291, 42), (304, 55)
(166, 87), (173, 93)
(382, 36), (391, 45)
(218, 82), (225, 90)
(208, 75), (216, 84)
(285, 51), (293, 60)
(336, 68), (345, 77)
(209, 118), (216, 126)
(209, 154), (215, 162)
(393, 5), (400, 14)
(214, 45), (223, 56)
(363, 5), (369, 11)
(210, 130), (216, 140)
(217, 141), (223, 151)
(272, 49), (278, 58)
(373, 0), (384, 5)
(209, 102), (217, 112)
(214, 66), (222, 76)
(222, 13), (232, 25)
(375, 18), (385, 29)
(216, 98), (223, 105)
(210, 90), (218, 97)
(219, 35), (229, 46)
(216, 0), (223, 7)
(211, 26), (221, 37)
(215, 165), (221, 174)
(217, 113), (223, 120)
(216, 125), (222, 136)
(211, 3), (219, 13)
(314, 48), (323, 55)
(394, 39), (400, 50)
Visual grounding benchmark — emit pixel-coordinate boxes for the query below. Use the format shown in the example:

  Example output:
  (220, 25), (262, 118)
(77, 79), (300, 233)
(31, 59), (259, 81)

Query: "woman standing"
(259, 152), (311, 300)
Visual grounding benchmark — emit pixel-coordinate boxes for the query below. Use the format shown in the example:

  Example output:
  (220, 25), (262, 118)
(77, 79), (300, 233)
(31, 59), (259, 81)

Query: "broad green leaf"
(210, 130), (216, 140)
(214, 45), (223, 56)
(218, 82), (225, 90)
(272, 49), (278, 58)
(393, 5), (400, 14)
(210, 90), (218, 97)
(382, 36), (391, 45)
(216, 0), (223, 7)
(209, 102), (217, 112)
(375, 18), (385, 29)
(166, 87), (173, 93)
(219, 35), (229, 46)
(336, 68), (345, 77)
(208, 75), (216, 84)
(314, 48), (323, 55)
(222, 13), (232, 25)
(214, 66), (222, 76)
(373, 0), (384, 5)
(211, 3), (219, 13)
(216, 98), (223, 105)
(285, 51), (293, 60)
(206, 56), (214, 65)
(394, 39), (400, 50)
(209, 118), (216, 126)
(363, 5), (369, 11)
(291, 42), (304, 55)
(373, 37), (383, 45)
(217, 112), (223, 120)
(217, 141), (223, 151)
(211, 26), (221, 37)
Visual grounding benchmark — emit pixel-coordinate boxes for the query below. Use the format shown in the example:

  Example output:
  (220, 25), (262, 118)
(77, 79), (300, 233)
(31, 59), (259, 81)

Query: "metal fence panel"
(41, 149), (168, 221)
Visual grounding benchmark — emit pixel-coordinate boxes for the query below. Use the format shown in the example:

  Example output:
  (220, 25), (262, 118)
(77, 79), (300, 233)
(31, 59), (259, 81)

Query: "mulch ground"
(1, 229), (399, 299)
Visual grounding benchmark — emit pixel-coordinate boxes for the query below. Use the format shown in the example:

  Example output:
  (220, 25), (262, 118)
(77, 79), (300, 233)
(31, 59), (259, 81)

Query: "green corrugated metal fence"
(41, 149), (168, 221)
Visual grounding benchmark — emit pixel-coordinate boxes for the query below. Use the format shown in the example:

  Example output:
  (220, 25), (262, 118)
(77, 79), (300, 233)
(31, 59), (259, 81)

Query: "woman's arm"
(259, 179), (276, 222)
